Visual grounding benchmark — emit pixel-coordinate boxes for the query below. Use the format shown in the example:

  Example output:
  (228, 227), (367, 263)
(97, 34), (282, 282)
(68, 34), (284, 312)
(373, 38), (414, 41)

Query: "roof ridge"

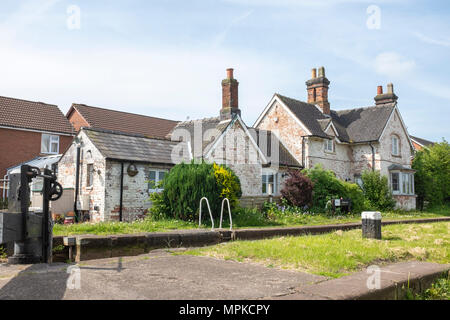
(73, 103), (180, 123)
(0, 95), (58, 107)
(175, 116), (220, 126)
(275, 93), (317, 107)
(83, 127), (176, 142)
(332, 103), (395, 114)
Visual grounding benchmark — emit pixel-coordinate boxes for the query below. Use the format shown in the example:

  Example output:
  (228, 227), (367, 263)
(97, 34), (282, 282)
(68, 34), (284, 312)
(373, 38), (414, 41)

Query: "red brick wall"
(67, 109), (89, 132)
(0, 128), (73, 178)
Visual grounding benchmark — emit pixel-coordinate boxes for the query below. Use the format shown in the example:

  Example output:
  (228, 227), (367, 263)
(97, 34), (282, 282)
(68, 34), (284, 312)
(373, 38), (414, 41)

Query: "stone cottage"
(56, 69), (300, 221)
(56, 128), (190, 222)
(254, 67), (416, 210)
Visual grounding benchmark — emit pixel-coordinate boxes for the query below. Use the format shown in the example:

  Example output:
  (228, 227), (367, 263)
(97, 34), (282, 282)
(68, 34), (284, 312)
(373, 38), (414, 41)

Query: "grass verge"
(52, 205), (450, 236)
(182, 222), (450, 278)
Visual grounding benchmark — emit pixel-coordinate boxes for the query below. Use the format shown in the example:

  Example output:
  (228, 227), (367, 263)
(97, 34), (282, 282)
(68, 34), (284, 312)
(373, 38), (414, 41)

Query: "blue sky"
(0, 0), (449, 141)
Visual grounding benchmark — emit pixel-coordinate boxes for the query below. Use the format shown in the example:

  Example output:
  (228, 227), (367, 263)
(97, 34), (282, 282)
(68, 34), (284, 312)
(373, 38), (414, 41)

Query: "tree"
(412, 140), (450, 209)
(280, 170), (314, 207)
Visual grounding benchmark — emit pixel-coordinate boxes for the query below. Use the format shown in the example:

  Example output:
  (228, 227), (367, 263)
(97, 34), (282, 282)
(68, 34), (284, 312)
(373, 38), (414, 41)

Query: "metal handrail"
(199, 197), (214, 230)
(219, 198), (232, 230)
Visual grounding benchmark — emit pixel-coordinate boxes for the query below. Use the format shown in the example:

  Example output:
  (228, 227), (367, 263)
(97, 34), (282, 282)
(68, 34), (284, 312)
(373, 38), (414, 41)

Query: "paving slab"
(0, 250), (325, 300)
(273, 261), (450, 300)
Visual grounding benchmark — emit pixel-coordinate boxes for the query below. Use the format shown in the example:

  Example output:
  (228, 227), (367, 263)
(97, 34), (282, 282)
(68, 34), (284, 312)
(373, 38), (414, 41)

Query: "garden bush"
(280, 169), (314, 208)
(361, 170), (395, 211)
(149, 161), (241, 221)
(303, 165), (365, 214)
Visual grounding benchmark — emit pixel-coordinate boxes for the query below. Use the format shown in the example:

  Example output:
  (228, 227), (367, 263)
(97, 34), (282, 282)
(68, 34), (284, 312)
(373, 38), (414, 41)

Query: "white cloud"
(414, 32), (450, 48)
(374, 52), (416, 78)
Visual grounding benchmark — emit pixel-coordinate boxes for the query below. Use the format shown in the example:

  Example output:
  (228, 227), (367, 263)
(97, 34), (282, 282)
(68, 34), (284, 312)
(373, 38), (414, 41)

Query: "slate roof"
(0, 96), (74, 135)
(69, 103), (179, 139)
(170, 115), (301, 167)
(275, 93), (396, 143)
(83, 128), (190, 165)
(410, 136), (434, 147)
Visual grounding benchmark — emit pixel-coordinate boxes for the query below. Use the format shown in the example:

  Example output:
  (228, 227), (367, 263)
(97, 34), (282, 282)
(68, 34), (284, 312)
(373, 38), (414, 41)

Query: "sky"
(0, 0), (449, 142)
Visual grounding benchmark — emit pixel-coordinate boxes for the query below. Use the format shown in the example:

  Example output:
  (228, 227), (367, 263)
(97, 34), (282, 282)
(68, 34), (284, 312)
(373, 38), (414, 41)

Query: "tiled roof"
(275, 94), (329, 138)
(83, 128), (190, 164)
(331, 103), (395, 142)
(0, 96), (74, 134)
(70, 104), (179, 139)
(276, 93), (396, 143)
(410, 135), (434, 147)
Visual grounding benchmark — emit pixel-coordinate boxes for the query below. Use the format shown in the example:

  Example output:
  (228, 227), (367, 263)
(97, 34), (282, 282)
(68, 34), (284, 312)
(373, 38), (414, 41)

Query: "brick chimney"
(306, 66), (330, 115)
(374, 83), (398, 105)
(220, 68), (241, 121)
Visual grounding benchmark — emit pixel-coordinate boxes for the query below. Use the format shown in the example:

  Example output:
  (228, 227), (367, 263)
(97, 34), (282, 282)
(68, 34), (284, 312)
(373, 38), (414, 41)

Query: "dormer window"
(391, 135), (400, 156)
(324, 138), (334, 152)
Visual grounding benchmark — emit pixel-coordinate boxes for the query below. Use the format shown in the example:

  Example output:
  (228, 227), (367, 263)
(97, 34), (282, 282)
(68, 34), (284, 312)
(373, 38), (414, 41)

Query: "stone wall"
(393, 195), (417, 211)
(57, 130), (106, 221)
(256, 100), (308, 165)
(208, 119), (265, 197)
(104, 161), (173, 222)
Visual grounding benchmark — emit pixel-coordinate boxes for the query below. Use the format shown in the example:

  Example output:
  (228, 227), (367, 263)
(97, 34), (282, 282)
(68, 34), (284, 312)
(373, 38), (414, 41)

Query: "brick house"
(254, 67), (417, 210)
(0, 96), (74, 198)
(410, 135), (435, 152)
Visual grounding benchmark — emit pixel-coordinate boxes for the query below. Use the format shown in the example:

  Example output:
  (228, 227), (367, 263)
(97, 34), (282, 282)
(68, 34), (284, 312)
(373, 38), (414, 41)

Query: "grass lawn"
(406, 273), (450, 300)
(182, 222), (450, 278)
(53, 205), (449, 236)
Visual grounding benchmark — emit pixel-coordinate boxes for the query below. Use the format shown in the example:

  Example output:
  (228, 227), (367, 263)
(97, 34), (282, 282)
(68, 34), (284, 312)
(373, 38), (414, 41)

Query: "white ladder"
(219, 198), (233, 230)
(199, 197), (214, 230)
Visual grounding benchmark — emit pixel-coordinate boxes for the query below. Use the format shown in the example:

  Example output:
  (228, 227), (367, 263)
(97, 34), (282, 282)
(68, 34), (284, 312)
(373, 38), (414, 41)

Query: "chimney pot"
(311, 68), (317, 79)
(226, 68), (234, 79)
(387, 83), (394, 94)
(377, 86), (383, 95)
(318, 66), (325, 77)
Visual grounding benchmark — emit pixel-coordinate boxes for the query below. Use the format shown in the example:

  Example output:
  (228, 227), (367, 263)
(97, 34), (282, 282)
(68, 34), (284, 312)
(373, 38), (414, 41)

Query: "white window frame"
(262, 171), (278, 195)
(148, 169), (168, 193)
(41, 134), (60, 154)
(391, 135), (400, 156)
(324, 138), (334, 153)
(390, 170), (414, 195)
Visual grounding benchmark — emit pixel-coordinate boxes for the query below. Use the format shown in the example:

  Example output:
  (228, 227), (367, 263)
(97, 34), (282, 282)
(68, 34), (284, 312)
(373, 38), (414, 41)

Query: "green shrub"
(149, 161), (241, 221)
(361, 170), (396, 211)
(341, 180), (365, 214)
(413, 140), (450, 210)
(303, 165), (364, 213)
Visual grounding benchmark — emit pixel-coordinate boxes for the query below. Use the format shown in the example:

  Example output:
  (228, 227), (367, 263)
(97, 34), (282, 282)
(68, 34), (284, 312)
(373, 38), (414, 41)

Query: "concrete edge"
(53, 217), (450, 262)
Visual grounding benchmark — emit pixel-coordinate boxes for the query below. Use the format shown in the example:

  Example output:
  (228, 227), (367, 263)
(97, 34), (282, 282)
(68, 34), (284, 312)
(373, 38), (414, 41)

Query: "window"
(391, 135), (400, 156)
(86, 164), (94, 188)
(390, 171), (414, 195)
(41, 134), (59, 154)
(324, 139), (334, 152)
(391, 172), (400, 193)
(262, 172), (278, 195)
(148, 170), (167, 193)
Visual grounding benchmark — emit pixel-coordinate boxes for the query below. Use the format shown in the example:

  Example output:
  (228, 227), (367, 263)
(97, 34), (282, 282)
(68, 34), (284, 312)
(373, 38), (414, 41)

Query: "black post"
(42, 168), (51, 263)
(119, 162), (124, 222)
(74, 146), (81, 222)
